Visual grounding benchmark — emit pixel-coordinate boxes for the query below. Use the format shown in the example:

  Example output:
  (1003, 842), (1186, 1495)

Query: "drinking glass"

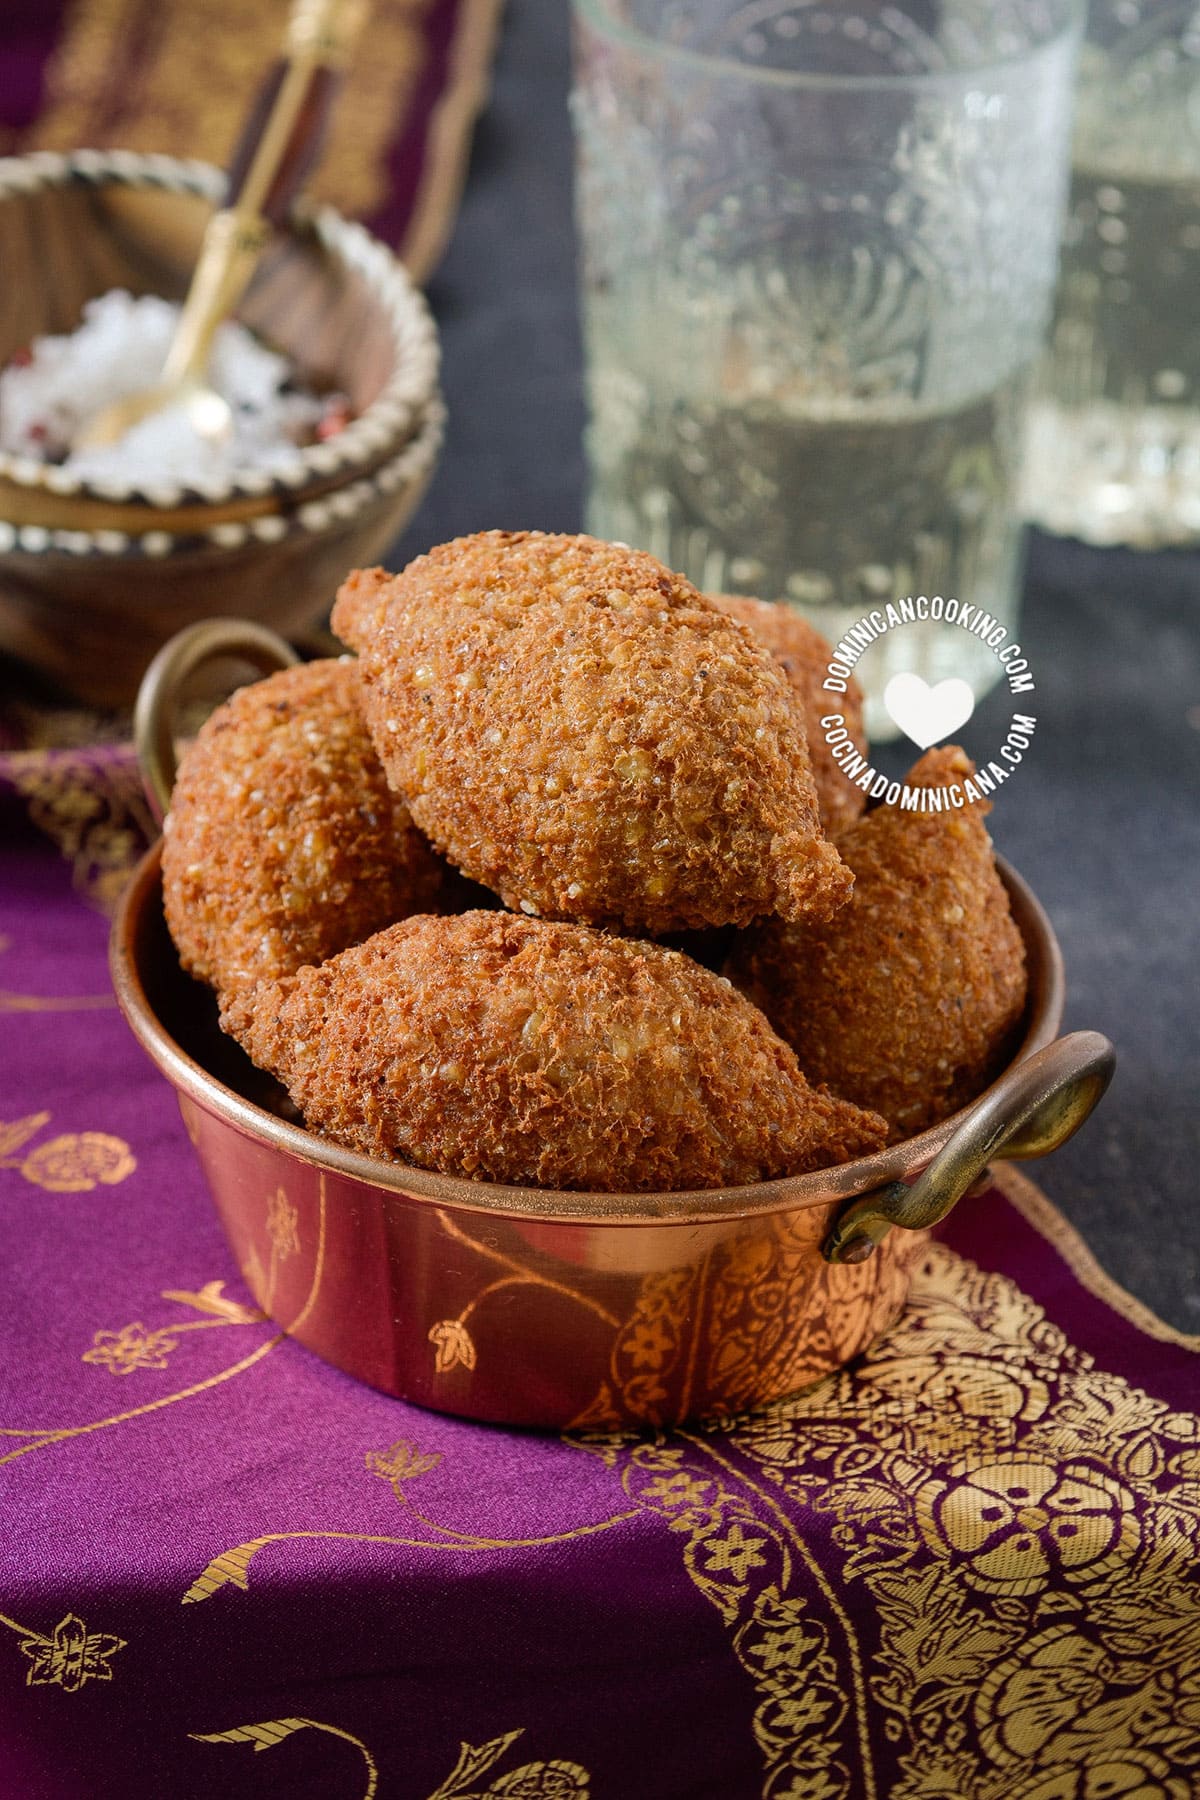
(1025, 1), (1200, 547)
(571, 0), (1082, 733)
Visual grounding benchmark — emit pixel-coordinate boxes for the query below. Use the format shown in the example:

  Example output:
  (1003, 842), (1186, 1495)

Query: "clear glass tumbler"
(1025, 2), (1200, 547)
(571, 0), (1081, 732)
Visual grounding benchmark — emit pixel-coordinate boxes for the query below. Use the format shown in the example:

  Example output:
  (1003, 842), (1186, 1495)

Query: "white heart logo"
(884, 673), (976, 750)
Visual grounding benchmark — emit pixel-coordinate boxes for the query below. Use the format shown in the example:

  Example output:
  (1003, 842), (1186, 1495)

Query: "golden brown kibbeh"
(710, 594), (868, 834)
(163, 659), (443, 997)
(221, 912), (889, 1191)
(332, 532), (852, 933)
(727, 747), (1027, 1141)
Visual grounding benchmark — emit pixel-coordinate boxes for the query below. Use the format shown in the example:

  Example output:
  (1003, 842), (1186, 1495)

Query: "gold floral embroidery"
(700, 1521), (771, 1584)
(0, 991), (116, 1013)
(159, 1279), (266, 1325)
(180, 1461), (640, 1602)
(638, 1471), (718, 1512)
(915, 1460), (1140, 1597)
(191, 1716), (380, 1799)
(83, 1322), (178, 1376)
(364, 1438), (442, 1497)
(0, 1115), (50, 1160)
(21, 1132), (136, 1193)
(427, 1729), (590, 1799)
(190, 1719), (588, 1800)
(0, 1113), (136, 1192)
(0, 1609), (126, 1691)
(2, 1337), (282, 1473)
(181, 1513), (641, 1606)
(573, 1435), (853, 1797)
(575, 1240), (1200, 1799)
(80, 1279), (269, 1376)
(265, 1186), (300, 1261)
(4, 750), (155, 913)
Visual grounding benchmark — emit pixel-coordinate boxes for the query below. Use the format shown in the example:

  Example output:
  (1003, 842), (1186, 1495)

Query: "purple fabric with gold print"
(1, 816), (1199, 1800)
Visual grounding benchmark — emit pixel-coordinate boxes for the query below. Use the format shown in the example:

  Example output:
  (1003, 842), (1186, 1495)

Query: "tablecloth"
(1, 6), (1198, 1791)
(1, 811), (1198, 1800)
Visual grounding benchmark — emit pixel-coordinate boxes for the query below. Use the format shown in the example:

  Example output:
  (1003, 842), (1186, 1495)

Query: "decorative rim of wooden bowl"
(0, 149), (441, 517)
(0, 392), (444, 558)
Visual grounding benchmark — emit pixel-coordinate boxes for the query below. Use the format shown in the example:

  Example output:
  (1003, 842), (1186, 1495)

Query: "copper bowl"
(109, 626), (1115, 1429)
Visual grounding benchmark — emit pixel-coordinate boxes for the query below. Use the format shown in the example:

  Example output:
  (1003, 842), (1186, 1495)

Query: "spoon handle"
(162, 0), (369, 387)
(225, 0), (369, 225)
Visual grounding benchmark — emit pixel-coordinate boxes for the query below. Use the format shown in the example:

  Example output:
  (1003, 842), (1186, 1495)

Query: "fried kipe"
(727, 747), (1027, 1141)
(332, 532), (852, 933)
(163, 659), (443, 997)
(709, 594), (868, 834)
(220, 911), (889, 1191)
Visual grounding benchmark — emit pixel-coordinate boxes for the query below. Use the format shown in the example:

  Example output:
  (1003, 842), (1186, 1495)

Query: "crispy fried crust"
(726, 747), (1028, 1141)
(221, 912), (889, 1191)
(163, 660), (444, 997)
(332, 532), (851, 932)
(709, 594), (868, 834)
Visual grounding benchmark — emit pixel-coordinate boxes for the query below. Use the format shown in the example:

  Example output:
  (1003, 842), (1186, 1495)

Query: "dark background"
(396, 1), (1200, 1331)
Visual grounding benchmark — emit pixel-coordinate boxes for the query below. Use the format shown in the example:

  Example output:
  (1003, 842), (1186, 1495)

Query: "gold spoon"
(74, 0), (368, 454)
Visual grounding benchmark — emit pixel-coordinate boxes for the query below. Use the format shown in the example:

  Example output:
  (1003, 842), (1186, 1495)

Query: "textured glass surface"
(573, 0), (1080, 726)
(1026, 0), (1200, 546)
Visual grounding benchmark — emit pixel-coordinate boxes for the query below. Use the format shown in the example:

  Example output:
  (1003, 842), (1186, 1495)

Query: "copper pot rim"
(110, 841), (1064, 1229)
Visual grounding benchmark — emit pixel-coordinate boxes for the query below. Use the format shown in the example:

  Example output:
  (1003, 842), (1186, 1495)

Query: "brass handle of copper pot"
(134, 618), (302, 822)
(823, 1030), (1116, 1265)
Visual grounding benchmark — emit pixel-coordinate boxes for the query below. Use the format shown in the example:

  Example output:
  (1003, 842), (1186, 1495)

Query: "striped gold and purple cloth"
(0, 0), (502, 284)
(1, 800), (1199, 1799)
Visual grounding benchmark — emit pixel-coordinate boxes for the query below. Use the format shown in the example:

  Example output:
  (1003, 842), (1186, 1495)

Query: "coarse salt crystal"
(0, 290), (336, 486)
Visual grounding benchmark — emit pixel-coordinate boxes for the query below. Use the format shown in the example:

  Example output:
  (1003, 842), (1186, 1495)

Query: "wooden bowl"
(0, 150), (443, 707)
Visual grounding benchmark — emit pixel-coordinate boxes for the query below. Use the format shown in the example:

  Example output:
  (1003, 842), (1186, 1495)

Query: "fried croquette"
(163, 659), (444, 996)
(709, 594), (868, 834)
(726, 746), (1027, 1141)
(221, 911), (889, 1191)
(332, 532), (852, 933)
